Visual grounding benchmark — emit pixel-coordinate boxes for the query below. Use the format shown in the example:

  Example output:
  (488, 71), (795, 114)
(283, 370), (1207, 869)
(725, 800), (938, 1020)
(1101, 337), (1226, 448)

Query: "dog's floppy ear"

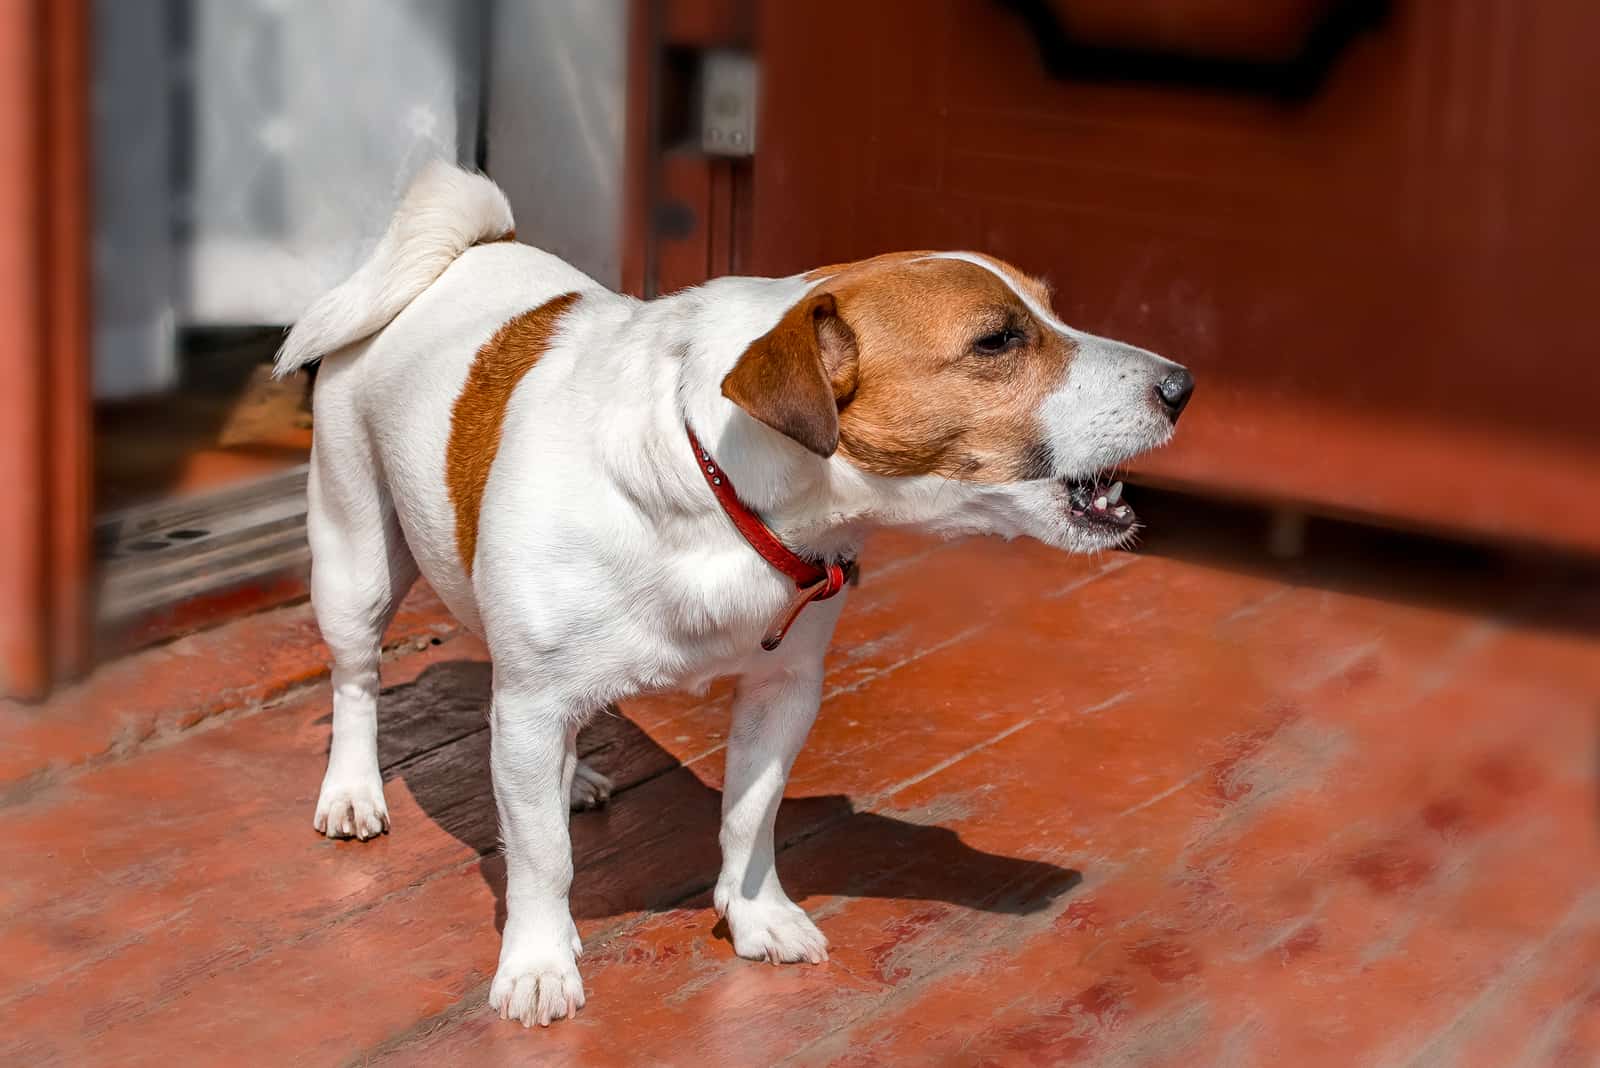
(722, 293), (859, 458)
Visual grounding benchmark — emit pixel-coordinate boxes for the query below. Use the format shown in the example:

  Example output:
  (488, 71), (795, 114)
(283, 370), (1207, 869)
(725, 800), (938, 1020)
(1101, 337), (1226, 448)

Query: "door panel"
(1, 0), (92, 698)
(750, 0), (1600, 552)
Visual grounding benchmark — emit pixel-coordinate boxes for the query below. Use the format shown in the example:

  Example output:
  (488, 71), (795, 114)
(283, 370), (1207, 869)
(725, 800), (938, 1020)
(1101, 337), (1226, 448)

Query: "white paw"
(488, 922), (586, 1028)
(715, 887), (829, 964)
(569, 759), (613, 811)
(312, 766), (389, 840)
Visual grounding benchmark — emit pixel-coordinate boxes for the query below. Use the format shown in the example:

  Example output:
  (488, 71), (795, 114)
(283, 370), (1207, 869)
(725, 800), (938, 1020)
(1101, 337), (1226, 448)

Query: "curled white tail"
(273, 161), (515, 377)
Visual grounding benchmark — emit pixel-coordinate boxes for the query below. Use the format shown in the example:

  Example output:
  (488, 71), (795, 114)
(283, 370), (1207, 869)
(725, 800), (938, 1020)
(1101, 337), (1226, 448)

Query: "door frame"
(0, 0), (93, 699)
(621, 0), (756, 299)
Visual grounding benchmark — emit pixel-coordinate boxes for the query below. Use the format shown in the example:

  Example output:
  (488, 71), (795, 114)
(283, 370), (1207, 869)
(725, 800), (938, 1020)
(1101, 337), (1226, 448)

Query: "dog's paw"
(489, 930), (586, 1028)
(716, 889), (829, 965)
(569, 759), (612, 811)
(312, 767), (389, 840)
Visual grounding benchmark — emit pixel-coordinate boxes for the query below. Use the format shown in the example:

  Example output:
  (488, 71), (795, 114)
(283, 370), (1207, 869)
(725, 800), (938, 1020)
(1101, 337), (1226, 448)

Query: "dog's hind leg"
(569, 755), (613, 810)
(568, 707), (617, 811)
(306, 400), (418, 840)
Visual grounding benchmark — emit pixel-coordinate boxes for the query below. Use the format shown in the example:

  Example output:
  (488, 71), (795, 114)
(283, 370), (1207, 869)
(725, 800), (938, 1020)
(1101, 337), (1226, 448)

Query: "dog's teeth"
(1093, 496), (1108, 511)
(1105, 481), (1123, 505)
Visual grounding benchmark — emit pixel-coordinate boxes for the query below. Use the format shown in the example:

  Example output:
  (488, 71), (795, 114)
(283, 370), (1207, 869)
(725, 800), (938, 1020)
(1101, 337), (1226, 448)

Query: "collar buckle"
(759, 560), (857, 651)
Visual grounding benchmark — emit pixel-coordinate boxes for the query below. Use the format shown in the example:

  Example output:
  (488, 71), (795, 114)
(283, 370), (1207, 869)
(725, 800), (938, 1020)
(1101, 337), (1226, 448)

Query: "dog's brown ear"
(722, 293), (859, 457)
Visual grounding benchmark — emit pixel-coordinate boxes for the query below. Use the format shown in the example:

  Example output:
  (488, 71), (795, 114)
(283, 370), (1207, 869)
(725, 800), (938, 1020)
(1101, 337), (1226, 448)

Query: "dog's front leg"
(486, 693), (585, 1027)
(714, 662), (829, 964)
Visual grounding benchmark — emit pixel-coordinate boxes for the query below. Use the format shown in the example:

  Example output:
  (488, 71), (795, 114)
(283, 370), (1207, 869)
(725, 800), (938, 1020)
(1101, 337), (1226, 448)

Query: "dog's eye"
(973, 328), (1023, 355)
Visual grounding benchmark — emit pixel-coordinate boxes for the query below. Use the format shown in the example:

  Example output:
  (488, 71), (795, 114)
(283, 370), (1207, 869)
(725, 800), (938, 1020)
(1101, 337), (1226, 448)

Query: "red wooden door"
(747, 0), (1600, 553)
(0, 0), (92, 699)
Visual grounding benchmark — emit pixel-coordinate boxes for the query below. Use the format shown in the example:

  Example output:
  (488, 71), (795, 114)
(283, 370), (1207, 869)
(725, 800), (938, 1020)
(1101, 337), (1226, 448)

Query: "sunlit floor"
(4, 499), (1599, 1066)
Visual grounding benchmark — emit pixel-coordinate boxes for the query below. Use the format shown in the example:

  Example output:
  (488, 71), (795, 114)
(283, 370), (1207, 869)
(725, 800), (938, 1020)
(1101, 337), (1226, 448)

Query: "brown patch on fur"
(447, 292), (579, 573)
(722, 293), (859, 457)
(808, 255), (1075, 482)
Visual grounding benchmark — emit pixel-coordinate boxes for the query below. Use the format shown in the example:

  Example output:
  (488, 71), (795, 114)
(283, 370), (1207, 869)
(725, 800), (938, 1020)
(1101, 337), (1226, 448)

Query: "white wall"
(486, 0), (627, 290)
(91, 0), (178, 399)
(92, 0), (486, 398)
(180, 0), (485, 325)
(91, 0), (631, 400)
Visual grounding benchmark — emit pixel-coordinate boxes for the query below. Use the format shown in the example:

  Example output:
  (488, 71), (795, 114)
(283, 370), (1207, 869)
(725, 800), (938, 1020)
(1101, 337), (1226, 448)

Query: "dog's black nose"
(1155, 367), (1194, 420)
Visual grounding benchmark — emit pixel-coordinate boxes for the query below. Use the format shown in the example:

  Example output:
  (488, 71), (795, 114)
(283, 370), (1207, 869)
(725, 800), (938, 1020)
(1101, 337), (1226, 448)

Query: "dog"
(276, 162), (1192, 1028)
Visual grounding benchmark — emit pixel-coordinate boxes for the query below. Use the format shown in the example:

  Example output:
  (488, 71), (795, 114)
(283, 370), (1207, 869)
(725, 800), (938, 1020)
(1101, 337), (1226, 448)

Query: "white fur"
(299, 164), (1185, 1028)
(274, 160), (514, 378)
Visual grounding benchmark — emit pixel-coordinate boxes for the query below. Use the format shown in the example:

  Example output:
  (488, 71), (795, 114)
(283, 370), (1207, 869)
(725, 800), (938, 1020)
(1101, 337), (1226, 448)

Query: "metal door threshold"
(94, 465), (311, 648)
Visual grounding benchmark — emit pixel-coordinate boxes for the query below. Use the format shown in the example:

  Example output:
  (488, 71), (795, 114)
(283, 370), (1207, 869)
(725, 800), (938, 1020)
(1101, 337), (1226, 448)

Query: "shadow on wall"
(352, 660), (1084, 937)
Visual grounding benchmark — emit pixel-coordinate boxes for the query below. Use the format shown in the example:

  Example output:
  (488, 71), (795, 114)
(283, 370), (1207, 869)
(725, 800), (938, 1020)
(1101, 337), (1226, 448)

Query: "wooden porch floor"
(5, 495), (1600, 1066)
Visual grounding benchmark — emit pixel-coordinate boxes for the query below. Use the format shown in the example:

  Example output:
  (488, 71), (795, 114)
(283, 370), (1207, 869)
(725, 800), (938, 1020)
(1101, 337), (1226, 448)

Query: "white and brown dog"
(278, 162), (1192, 1028)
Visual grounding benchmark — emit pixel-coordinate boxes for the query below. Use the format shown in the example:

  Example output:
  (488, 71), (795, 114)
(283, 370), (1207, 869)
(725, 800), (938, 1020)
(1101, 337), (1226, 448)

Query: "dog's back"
(289, 162), (600, 633)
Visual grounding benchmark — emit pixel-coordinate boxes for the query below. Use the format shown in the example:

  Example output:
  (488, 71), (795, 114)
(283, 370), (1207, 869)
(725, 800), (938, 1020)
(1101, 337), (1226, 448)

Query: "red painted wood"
(663, 0), (750, 48)
(0, 0), (93, 698)
(1, 521), (1597, 1064)
(654, 154), (746, 296)
(747, 0), (1600, 553)
(42, 0), (93, 685)
(623, 0), (755, 299)
(655, 152), (717, 295)
(0, 581), (460, 797)
(0, 0), (48, 698)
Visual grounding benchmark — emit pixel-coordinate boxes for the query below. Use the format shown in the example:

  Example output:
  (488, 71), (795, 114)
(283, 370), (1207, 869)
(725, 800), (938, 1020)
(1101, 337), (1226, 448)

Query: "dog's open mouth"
(1061, 474), (1135, 531)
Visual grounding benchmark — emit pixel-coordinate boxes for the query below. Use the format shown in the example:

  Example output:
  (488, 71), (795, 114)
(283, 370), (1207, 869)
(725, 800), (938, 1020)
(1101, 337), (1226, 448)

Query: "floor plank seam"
(0, 624), (468, 810)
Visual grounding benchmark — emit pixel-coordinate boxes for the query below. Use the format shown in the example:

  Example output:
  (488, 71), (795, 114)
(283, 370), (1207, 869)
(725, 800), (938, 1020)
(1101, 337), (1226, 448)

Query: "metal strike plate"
(699, 51), (758, 158)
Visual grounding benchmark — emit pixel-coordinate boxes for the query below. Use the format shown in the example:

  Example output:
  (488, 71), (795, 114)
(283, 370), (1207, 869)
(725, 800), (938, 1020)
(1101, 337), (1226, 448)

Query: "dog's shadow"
(370, 660), (1083, 935)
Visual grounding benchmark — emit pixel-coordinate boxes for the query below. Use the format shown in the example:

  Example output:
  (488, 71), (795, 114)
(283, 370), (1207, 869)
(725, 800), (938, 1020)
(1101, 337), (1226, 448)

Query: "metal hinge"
(699, 51), (758, 158)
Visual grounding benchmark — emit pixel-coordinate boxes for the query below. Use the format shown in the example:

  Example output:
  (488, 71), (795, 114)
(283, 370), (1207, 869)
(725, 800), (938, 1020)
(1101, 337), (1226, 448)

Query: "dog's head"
(722, 251), (1192, 552)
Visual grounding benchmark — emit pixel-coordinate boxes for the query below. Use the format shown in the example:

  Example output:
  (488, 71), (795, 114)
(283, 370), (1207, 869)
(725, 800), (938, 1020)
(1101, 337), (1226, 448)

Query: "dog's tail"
(273, 161), (515, 378)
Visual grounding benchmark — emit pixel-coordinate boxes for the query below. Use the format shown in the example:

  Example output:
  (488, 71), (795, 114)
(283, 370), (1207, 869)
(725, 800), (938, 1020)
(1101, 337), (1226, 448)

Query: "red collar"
(687, 424), (856, 651)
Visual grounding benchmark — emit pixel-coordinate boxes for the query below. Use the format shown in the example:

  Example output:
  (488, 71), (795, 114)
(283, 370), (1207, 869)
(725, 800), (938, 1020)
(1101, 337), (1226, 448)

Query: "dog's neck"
(596, 274), (1007, 583)
(621, 274), (879, 565)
